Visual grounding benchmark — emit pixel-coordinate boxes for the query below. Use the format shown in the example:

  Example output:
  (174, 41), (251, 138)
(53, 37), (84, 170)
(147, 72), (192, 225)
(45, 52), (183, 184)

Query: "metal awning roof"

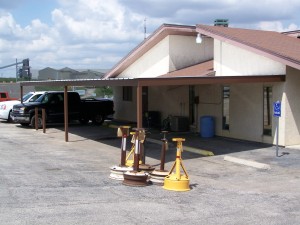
(18, 74), (285, 143)
(19, 75), (285, 87)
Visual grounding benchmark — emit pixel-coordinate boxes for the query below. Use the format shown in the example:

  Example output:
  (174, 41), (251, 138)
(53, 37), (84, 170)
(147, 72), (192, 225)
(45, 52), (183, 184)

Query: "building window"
(123, 86), (132, 101)
(263, 86), (272, 136)
(222, 86), (230, 130)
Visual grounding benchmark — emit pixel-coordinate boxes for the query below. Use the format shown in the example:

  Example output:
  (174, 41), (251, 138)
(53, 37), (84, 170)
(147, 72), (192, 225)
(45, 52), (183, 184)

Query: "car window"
(41, 94), (49, 103)
(29, 94), (43, 102)
(23, 93), (33, 102)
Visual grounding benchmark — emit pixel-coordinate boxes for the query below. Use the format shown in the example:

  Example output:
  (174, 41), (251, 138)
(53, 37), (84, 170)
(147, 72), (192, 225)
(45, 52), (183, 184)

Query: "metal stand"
(109, 126), (133, 180)
(150, 131), (169, 185)
(123, 128), (149, 187)
(163, 138), (190, 192)
(125, 132), (142, 167)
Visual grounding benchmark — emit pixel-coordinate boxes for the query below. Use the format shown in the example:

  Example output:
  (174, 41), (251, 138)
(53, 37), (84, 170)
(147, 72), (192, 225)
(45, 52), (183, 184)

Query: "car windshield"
(22, 93), (33, 102)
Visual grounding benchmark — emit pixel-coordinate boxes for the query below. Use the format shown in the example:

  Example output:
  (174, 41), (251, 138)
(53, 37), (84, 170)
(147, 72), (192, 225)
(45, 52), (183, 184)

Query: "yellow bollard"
(163, 138), (190, 191)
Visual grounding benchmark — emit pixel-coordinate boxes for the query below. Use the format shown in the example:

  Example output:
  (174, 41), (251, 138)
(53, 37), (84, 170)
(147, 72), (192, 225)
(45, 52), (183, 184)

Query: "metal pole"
(42, 108), (46, 133)
(160, 131), (168, 171)
(137, 85), (142, 128)
(20, 86), (23, 103)
(133, 134), (140, 172)
(64, 86), (69, 142)
(35, 107), (38, 130)
(276, 117), (279, 157)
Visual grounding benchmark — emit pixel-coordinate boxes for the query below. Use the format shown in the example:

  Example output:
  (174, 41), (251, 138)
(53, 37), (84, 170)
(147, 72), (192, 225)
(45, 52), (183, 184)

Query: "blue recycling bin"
(200, 116), (215, 138)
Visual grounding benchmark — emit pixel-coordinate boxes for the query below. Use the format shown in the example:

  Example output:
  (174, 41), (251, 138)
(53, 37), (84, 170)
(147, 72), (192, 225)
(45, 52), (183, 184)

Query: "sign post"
(273, 101), (281, 157)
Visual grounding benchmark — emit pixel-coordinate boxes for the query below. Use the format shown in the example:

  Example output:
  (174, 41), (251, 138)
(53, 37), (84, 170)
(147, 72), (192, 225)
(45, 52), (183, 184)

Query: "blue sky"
(0, 0), (300, 77)
(11, 0), (58, 27)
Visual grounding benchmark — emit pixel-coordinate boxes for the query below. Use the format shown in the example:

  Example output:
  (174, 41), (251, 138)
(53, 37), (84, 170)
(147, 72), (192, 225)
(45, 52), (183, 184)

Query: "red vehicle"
(0, 92), (18, 102)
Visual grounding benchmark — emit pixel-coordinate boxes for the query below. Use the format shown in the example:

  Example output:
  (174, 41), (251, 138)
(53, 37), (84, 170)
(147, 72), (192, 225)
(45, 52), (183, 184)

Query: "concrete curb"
(224, 155), (271, 170)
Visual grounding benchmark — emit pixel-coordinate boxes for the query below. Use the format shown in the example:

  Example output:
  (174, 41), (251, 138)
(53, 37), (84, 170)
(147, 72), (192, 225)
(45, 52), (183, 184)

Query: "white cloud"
(0, 12), (22, 37)
(258, 21), (300, 32)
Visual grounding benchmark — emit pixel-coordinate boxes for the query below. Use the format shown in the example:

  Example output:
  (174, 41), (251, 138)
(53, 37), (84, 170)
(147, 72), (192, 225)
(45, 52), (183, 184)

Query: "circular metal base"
(109, 165), (133, 180)
(139, 164), (155, 172)
(122, 171), (149, 187)
(149, 170), (169, 185)
(163, 173), (190, 192)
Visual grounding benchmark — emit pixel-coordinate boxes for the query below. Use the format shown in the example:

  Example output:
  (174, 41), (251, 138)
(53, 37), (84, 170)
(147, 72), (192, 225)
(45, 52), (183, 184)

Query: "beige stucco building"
(105, 24), (300, 147)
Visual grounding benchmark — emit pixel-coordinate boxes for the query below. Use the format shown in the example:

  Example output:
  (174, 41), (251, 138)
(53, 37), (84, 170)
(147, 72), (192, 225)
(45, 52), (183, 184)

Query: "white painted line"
(224, 156), (271, 170)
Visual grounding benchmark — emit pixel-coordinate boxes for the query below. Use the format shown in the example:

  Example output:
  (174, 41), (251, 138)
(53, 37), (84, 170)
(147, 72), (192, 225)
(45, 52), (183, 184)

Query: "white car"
(0, 91), (45, 122)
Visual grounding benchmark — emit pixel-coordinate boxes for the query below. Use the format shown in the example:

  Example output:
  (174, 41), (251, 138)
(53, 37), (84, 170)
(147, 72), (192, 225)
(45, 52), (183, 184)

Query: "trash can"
(200, 116), (215, 138)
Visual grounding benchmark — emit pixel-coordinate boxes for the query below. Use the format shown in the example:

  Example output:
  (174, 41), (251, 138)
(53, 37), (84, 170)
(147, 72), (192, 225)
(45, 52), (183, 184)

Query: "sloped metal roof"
(197, 24), (300, 70)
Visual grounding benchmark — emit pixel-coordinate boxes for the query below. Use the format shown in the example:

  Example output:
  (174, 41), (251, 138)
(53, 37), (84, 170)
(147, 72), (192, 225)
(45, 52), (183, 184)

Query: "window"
(222, 86), (230, 130)
(1, 93), (7, 98)
(123, 86), (132, 101)
(263, 86), (272, 136)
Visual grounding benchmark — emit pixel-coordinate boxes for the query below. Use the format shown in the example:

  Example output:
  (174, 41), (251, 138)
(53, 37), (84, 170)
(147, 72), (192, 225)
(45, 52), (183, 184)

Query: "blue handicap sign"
(273, 101), (281, 117)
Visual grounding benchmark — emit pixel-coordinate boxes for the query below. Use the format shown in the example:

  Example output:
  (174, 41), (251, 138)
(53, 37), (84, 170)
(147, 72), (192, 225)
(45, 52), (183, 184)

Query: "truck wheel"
(92, 114), (104, 125)
(30, 115), (43, 129)
(7, 111), (12, 123)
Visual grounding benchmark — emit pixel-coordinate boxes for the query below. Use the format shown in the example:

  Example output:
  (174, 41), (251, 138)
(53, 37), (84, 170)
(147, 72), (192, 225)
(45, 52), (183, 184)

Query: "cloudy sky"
(0, 0), (299, 77)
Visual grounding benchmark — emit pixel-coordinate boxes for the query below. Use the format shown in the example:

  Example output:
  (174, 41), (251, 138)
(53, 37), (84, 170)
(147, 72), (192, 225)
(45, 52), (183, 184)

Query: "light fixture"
(196, 33), (202, 44)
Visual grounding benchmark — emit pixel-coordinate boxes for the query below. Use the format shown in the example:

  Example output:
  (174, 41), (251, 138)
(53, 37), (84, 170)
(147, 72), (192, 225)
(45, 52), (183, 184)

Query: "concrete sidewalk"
(0, 122), (299, 225)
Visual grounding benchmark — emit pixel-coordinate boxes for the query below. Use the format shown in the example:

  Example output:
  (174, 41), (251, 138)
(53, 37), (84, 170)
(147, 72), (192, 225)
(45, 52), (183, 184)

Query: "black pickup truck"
(11, 91), (114, 128)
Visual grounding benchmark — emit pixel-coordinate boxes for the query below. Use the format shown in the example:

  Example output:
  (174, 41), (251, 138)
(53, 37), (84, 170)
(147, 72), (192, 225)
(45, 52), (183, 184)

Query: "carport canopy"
(19, 74), (285, 142)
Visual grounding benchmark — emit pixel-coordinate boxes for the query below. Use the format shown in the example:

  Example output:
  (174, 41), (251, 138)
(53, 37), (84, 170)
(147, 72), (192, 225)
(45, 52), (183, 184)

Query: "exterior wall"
(195, 84), (264, 142)
(148, 86), (189, 121)
(119, 35), (213, 78)
(169, 36), (213, 71)
(38, 68), (58, 80)
(112, 81), (295, 146)
(196, 84), (223, 133)
(214, 40), (286, 76)
(226, 83), (264, 142)
(119, 37), (170, 78)
(113, 86), (137, 122)
(60, 71), (74, 79)
(112, 85), (190, 124)
(195, 83), (285, 144)
(282, 66), (300, 146)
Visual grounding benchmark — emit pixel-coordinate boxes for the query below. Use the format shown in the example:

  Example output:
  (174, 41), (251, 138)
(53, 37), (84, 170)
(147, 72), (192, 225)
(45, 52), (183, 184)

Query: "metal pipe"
(64, 86), (69, 142)
(35, 107), (38, 130)
(137, 85), (142, 128)
(160, 131), (168, 171)
(42, 108), (46, 133)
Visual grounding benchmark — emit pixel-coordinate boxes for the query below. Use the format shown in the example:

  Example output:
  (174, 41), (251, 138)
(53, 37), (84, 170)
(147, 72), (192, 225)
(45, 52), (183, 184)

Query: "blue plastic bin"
(200, 116), (215, 138)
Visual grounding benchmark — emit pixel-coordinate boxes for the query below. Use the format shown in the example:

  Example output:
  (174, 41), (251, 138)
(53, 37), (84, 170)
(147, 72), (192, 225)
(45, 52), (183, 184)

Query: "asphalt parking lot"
(0, 122), (299, 225)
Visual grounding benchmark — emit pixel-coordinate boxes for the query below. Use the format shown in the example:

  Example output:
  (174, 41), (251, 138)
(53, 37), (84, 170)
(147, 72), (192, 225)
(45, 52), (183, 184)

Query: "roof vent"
(214, 19), (229, 27)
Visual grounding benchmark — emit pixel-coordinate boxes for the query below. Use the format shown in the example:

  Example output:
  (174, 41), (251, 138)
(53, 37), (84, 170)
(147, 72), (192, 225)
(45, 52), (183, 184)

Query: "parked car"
(0, 91), (45, 122)
(11, 91), (114, 128)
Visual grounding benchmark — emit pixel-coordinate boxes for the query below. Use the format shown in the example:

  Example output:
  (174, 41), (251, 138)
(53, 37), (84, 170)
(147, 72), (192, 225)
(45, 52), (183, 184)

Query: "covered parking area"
(19, 74), (285, 142)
